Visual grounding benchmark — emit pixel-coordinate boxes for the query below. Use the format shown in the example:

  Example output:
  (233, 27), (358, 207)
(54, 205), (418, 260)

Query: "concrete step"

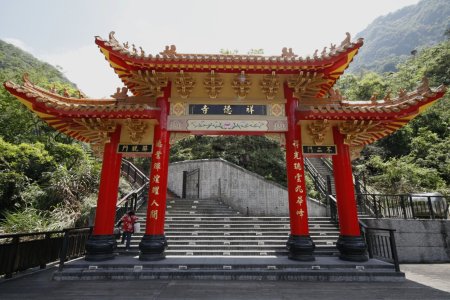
(54, 256), (404, 282)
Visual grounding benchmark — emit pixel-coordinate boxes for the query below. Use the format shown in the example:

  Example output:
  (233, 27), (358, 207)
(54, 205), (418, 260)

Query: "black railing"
(357, 193), (449, 220)
(328, 194), (338, 223)
(121, 159), (149, 187)
(304, 158), (328, 204)
(0, 227), (91, 279)
(115, 183), (148, 223)
(116, 159), (149, 222)
(360, 224), (400, 272)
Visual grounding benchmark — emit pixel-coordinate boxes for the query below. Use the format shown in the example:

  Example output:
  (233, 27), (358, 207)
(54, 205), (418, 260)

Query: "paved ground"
(401, 264), (450, 293)
(0, 264), (450, 300)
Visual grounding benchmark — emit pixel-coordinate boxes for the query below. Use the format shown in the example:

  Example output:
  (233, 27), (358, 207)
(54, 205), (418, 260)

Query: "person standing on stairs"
(120, 210), (138, 250)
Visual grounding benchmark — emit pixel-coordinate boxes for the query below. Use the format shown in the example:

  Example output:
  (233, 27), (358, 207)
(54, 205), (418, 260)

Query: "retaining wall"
(168, 158), (327, 217)
(363, 219), (450, 263)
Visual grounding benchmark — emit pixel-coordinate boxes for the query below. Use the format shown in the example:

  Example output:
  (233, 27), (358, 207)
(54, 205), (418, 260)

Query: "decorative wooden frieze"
(128, 70), (168, 98)
(232, 71), (251, 99)
(175, 70), (195, 99)
(307, 119), (330, 145)
(287, 71), (324, 99)
(77, 118), (116, 132)
(124, 119), (148, 144)
(203, 70), (223, 99)
(338, 120), (382, 145)
(260, 71), (279, 100)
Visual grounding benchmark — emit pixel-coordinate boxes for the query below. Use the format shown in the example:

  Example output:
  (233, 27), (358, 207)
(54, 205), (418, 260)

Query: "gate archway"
(4, 31), (446, 263)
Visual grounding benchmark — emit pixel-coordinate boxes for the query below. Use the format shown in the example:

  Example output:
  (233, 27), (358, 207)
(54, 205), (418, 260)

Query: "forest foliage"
(0, 40), (103, 233)
(337, 39), (450, 194)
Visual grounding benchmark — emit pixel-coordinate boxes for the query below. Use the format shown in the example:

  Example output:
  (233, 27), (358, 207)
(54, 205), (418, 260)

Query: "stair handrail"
(359, 221), (400, 272)
(304, 158), (328, 201)
(116, 159), (150, 222)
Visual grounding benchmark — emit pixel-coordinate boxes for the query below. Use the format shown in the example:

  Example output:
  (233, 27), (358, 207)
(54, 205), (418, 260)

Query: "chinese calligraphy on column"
(149, 139), (163, 220)
(292, 140), (307, 219)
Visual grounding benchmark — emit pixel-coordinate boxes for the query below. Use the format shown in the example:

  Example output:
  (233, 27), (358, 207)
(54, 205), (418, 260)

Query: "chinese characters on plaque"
(302, 145), (337, 155)
(117, 144), (153, 153)
(189, 104), (267, 115)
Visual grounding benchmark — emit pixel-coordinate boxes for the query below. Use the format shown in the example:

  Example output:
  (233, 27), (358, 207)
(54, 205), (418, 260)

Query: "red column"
(283, 83), (315, 261)
(332, 126), (367, 261)
(332, 127), (360, 236)
(139, 84), (171, 260)
(86, 126), (122, 261)
(144, 122), (170, 235)
(93, 126), (122, 235)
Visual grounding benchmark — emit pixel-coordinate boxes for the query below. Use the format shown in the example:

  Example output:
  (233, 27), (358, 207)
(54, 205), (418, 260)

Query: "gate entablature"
(4, 31), (447, 263)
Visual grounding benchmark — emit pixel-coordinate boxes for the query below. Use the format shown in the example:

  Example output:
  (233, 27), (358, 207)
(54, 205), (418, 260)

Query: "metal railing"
(360, 224), (400, 272)
(304, 158), (328, 204)
(357, 193), (449, 220)
(121, 159), (149, 187)
(327, 195), (400, 272)
(0, 227), (91, 279)
(116, 159), (149, 222)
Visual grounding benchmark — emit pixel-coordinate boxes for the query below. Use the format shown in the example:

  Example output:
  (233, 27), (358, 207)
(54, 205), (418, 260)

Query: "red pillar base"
(336, 235), (368, 262)
(286, 234), (315, 261)
(85, 235), (116, 261)
(139, 234), (168, 261)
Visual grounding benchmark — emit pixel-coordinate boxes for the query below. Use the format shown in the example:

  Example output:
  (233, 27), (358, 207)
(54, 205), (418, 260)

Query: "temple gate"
(4, 32), (446, 263)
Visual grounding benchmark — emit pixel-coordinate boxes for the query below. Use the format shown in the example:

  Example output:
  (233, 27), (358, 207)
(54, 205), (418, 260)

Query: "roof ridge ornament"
(111, 87), (129, 100)
(418, 76), (431, 94)
(160, 45), (177, 56)
(340, 32), (351, 48)
(108, 31), (119, 46)
(281, 47), (297, 58)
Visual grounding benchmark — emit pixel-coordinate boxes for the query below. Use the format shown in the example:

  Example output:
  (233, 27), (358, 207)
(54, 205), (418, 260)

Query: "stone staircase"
(306, 157), (336, 194)
(119, 197), (340, 257)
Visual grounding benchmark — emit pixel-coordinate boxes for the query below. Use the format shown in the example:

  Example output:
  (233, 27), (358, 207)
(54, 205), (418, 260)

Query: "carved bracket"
(232, 71), (251, 99)
(308, 119), (330, 145)
(338, 120), (381, 145)
(203, 70), (223, 99)
(260, 71), (279, 100)
(125, 119), (148, 144)
(128, 70), (168, 98)
(287, 71), (324, 99)
(175, 70), (195, 99)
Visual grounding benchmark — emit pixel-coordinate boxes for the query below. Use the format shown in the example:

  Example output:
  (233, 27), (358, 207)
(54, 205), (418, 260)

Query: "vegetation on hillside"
(337, 39), (450, 194)
(349, 0), (450, 73)
(0, 40), (102, 233)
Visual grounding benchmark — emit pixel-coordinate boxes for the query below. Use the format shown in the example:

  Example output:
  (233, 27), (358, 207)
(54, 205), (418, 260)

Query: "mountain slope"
(349, 0), (450, 73)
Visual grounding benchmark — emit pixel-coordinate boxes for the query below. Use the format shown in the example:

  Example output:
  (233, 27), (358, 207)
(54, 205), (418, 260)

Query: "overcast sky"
(0, 0), (420, 98)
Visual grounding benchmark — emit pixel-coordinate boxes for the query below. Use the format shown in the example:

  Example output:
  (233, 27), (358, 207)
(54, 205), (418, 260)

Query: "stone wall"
(168, 158), (327, 217)
(363, 219), (450, 263)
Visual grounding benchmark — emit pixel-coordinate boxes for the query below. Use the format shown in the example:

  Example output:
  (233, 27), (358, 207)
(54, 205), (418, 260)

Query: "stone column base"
(85, 235), (116, 261)
(286, 234), (315, 261)
(337, 235), (368, 262)
(139, 234), (168, 261)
